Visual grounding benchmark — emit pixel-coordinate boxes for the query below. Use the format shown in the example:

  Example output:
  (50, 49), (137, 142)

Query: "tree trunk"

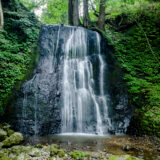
(0, 0), (4, 29)
(97, 0), (106, 30)
(83, 0), (90, 27)
(68, 0), (80, 26)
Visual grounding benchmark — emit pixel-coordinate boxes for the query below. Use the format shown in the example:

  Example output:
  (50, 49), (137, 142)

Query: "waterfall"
(12, 25), (132, 136)
(61, 28), (111, 135)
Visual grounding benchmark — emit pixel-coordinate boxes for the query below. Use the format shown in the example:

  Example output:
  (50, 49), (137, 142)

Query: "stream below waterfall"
(25, 135), (160, 160)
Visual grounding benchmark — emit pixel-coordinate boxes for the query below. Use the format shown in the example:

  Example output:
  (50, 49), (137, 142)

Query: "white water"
(61, 28), (111, 135)
(15, 25), (131, 136)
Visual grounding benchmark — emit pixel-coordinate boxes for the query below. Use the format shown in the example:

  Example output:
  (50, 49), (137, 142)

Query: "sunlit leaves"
(41, 0), (68, 24)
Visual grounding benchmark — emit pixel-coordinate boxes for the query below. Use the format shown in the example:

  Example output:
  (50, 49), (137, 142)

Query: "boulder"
(2, 132), (23, 147)
(0, 129), (7, 141)
(28, 148), (40, 157)
(58, 149), (66, 157)
(2, 126), (14, 136)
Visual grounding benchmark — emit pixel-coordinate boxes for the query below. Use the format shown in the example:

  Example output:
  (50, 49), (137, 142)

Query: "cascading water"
(11, 25), (133, 136)
(61, 29), (111, 135)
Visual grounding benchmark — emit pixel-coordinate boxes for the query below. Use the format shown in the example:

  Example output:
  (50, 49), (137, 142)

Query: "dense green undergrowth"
(0, 0), (41, 116)
(104, 0), (160, 136)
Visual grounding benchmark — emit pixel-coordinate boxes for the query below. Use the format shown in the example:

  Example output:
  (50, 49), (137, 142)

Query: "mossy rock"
(0, 125), (14, 137)
(2, 132), (23, 147)
(50, 144), (58, 156)
(0, 157), (11, 160)
(50, 144), (58, 149)
(6, 129), (14, 137)
(28, 148), (40, 157)
(0, 142), (3, 149)
(36, 144), (44, 148)
(69, 150), (90, 159)
(58, 149), (66, 157)
(0, 149), (9, 158)
(9, 145), (24, 155)
(14, 153), (31, 160)
(0, 129), (7, 141)
(108, 155), (142, 160)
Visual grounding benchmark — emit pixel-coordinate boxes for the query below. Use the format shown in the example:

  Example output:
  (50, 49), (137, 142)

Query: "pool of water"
(25, 134), (160, 160)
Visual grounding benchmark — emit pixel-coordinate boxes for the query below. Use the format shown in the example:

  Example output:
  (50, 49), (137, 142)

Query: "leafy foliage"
(0, 0), (41, 116)
(104, 0), (160, 136)
(41, 0), (68, 24)
(20, 0), (45, 11)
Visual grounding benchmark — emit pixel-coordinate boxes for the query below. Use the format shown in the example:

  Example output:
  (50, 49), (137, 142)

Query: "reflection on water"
(25, 135), (160, 160)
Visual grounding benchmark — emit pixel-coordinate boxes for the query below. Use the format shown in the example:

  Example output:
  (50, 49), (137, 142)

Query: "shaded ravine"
(11, 25), (133, 136)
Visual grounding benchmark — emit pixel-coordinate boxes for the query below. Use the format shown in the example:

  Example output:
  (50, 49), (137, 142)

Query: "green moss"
(69, 150), (90, 159)
(2, 126), (14, 136)
(108, 155), (142, 160)
(0, 0), (41, 116)
(50, 144), (58, 156)
(2, 132), (23, 147)
(58, 149), (66, 157)
(104, 1), (160, 136)
(0, 157), (11, 160)
(0, 129), (7, 141)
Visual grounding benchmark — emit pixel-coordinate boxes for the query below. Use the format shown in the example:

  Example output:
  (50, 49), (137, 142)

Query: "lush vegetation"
(103, 0), (160, 136)
(0, 0), (40, 116)
(41, 0), (68, 24)
(1, 0), (160, 136)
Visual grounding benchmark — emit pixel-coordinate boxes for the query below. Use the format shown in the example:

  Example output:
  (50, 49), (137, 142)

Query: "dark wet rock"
(157, 147), (160, 152)
(108, 128), (115, 134)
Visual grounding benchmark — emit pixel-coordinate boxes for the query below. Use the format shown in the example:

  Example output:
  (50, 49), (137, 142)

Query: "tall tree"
(83, 0), (90, 27)
(68, 0), (80, 26)
(0, 0), (3, 29)
(97, 0), (106, 30)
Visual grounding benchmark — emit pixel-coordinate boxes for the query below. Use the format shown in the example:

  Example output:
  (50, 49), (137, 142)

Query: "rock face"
(10, 25), (133, 136)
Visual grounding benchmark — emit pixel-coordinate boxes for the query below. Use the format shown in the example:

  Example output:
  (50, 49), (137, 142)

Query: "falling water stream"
(61, 29), (111, 135)
(12, 25), (132, 136)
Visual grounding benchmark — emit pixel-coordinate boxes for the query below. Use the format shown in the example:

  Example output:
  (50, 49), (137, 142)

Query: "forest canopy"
(20, 0), (160, 29)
